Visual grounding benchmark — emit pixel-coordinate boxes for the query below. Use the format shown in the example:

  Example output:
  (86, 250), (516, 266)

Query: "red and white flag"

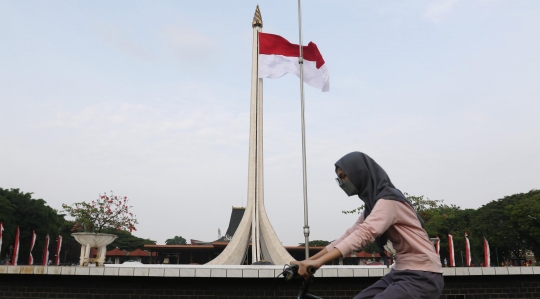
(28, 230), (37, 265)
(484, 237), (490, 267)
(258, 32), (329, 92)
(12, 226), (20, 265)
(435, 236), (440, 255)
(54, 235), (62, 266)
(0, 222), (4, 257)
(42, 235), (50, 266)
(465, 232), (471, 267)
(448, 234), (455, 267)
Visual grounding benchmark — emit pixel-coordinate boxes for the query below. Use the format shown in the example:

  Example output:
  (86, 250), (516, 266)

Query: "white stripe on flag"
(258, 54), (330, 91)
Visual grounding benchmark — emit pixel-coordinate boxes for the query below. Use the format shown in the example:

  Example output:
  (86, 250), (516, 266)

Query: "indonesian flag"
(435, 236), (440, 255)
(0, 222), (3, 257)
(258, 32), (330, 92)
(448, 234), (455, 267)
(484, 238), (490, 267)
(42, 235), (50, 266)
(465, 232), (471, 267)
(54, 235), (62, 266)
(28, 230), (37, 265)
(12, 226), (20, 265)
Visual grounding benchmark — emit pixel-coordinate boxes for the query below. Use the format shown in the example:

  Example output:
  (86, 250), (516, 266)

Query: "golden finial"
(252, 5), (263, 28)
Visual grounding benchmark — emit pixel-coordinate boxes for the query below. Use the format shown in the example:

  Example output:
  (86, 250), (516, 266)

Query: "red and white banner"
(42, 235), (50, 266)
(435, 236), (440, 255)
(258, 32), (330, 92)
(12, 226), (20, 266)
(484, 238), (490, 267)
(0, 222), (3, 257)
(465, 232), (471, 267)
(28, 230), (37, 265)
(448, 234), (455, 267)
(54, 235), (62, 266)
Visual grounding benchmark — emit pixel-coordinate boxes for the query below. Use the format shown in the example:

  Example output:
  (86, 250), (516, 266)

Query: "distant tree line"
(0, 188), (156, 265)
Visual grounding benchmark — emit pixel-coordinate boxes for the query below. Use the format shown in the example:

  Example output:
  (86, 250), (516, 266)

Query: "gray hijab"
(335, 152), (424, 256)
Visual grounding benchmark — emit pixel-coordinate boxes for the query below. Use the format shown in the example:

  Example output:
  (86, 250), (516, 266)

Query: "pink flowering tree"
(62, 191), (138, 233)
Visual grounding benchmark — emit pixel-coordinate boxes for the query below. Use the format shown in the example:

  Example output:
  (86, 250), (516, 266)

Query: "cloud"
(43, 90), (248, 157)
(424, 0), (460, 23)
(160, 24), (218, 63)
(100, 25), (152, 60)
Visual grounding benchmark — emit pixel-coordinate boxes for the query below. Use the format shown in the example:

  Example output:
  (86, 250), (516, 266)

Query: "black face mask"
(337, 179), (359, 196)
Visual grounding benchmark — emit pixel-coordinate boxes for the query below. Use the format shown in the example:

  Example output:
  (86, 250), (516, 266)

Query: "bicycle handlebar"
(281, 264), (316, 281)
(280, 265), (322, 299)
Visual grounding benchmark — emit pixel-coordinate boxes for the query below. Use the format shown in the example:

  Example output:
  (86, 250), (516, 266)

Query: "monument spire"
(252, 5), (263, 28)
(206, 5), (294, 265)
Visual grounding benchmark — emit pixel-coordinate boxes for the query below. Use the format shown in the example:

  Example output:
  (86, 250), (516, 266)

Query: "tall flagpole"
(297, 0), (310, 259)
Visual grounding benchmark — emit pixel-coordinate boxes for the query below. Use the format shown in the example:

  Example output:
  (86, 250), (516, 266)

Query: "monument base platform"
(1, 265), (539, 298)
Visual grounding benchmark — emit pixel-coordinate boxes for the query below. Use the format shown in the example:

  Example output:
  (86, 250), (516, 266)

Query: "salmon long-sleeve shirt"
(325, 199), (442, 273)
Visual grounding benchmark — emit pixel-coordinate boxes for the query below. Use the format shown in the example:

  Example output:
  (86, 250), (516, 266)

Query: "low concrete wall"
(1, 265), (539, 299)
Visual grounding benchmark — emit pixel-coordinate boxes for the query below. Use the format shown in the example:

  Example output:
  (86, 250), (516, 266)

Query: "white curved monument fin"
(206, 201), (252, 265)
(259, 201), (296, 264)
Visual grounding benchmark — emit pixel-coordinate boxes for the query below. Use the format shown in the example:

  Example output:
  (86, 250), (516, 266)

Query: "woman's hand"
(291, 259), (322, 279)
(291, 248), (343, 279)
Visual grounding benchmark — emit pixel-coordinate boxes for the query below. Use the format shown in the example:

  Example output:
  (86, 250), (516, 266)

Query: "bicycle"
(278, 264), (322, 299)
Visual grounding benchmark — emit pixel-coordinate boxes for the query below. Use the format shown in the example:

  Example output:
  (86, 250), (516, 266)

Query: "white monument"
(206, 6), (295, 265)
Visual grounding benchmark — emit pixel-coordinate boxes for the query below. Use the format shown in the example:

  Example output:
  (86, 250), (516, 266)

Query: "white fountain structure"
(72, 233), (118, 266)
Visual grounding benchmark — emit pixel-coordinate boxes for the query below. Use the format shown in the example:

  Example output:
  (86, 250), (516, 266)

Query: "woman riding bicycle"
(293, 152), (443, 299)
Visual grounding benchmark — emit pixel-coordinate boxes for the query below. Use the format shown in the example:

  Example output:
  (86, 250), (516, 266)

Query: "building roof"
(143, 244), (383, 257)
(214, 206), (245, 242)
(145, 244), (215, 250)
(91, 247), (157, 257)
(105, 248), (128, 256)
(190, 239), (212, 245)
(128, 248), (156, 257)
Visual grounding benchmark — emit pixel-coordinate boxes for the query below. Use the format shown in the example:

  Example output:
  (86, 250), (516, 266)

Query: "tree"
(165, 236), (187, 245)
(470, 191), (539, 265)
(102, 228), (156, 251)
(341, 193), (443, 215)
(502, 190), (540, 262)
(298, 240), (331, 247)
(62, 191), (138, 233)
(0, 195), (16, 249)
(0, 188), (66, 264)
(359, 241), (379, 254)
(405, 193), (444, 213)
(342, 205), (363, 215)
(501, 190), (540, 259)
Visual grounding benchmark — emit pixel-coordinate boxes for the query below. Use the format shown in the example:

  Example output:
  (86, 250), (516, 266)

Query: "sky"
(1, 1), (539, 246)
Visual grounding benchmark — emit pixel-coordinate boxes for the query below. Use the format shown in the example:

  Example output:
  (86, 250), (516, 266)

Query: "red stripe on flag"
(484, 238), (490, 267)
(12, 227), (20, 266)
(258, 33), (325, 68)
